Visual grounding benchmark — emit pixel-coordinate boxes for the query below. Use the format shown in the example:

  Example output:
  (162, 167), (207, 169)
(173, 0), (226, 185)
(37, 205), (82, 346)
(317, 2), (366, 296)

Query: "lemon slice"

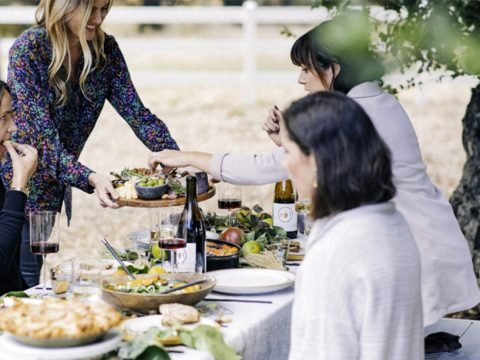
(52, 280), (69, 294)
(148, 266), (167, 275)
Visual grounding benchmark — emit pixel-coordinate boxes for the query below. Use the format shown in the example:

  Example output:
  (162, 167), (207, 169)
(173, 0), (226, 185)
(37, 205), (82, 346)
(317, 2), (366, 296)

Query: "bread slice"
(159, 303), (200, 325)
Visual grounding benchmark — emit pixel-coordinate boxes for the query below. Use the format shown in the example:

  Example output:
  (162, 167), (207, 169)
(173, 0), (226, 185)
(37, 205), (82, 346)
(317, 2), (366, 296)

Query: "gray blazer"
(210, 82), (480, 326)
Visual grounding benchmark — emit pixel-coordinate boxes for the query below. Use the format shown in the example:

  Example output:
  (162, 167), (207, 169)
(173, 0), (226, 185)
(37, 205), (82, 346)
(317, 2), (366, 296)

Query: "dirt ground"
(41, 75), (478, 268)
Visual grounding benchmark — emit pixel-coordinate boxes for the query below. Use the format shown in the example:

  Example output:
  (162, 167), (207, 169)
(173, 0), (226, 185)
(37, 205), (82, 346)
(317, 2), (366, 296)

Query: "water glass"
(71, 258), (102, 302)
(295, 199), (313, 236)
(50, 261), (74, 297)
(124, 229), (150, 267)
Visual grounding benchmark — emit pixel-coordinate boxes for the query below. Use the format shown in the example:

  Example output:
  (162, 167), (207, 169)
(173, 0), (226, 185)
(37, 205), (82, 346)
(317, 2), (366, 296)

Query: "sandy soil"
(45, 76), (477, 267)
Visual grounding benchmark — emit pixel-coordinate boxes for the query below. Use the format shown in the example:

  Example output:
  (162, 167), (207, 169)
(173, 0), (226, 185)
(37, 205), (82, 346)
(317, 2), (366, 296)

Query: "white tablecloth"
(179, 287), (294, 360)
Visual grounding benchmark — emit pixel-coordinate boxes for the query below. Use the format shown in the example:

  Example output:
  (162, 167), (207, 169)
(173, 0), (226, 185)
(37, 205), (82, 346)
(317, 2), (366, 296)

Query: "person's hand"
(5, 141), (38, 189)
(88, 172), (119, 208)
(148, 150), (191, 171)
(262, 105), (282, 147)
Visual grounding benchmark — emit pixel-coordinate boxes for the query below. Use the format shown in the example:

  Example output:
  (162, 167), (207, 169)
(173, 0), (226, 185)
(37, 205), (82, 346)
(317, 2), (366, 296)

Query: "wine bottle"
(273, 179), (297, 239)
(177, 176), (207, 273)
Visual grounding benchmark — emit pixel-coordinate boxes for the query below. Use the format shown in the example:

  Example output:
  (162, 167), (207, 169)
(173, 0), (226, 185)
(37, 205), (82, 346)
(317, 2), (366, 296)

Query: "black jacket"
(0, 181), (27, 295)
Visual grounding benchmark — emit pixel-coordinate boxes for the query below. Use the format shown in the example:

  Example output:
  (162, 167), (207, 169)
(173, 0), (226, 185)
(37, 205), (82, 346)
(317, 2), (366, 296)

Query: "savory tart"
(0, 298), (122, 339)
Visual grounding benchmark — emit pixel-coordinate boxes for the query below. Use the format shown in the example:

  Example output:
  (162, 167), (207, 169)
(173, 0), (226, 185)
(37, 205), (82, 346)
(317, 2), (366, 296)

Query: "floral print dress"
(1, 27), (179, 221)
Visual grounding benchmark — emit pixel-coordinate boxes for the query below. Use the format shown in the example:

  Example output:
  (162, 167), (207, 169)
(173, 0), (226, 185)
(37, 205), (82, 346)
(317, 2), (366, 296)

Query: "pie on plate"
(0, 298), (122, 347)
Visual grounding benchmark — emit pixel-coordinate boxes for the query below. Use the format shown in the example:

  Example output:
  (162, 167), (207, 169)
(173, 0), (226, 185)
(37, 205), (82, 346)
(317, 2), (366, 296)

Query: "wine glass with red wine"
(29, 211), (60, 297)
(157, 207), (184, 273)
(217, 182), (242, 226)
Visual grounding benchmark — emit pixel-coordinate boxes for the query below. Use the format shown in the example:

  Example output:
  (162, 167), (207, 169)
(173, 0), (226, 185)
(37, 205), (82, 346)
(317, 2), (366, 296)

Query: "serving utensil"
(100, 237), (136, 280)
(110, 171), (124, 180)
(203, 298), (273, 304)
(160, 278), (208, 294)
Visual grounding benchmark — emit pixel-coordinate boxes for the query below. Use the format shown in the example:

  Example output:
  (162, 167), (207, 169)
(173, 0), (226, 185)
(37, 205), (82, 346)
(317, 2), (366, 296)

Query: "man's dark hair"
(283, 91), (395, 219)
(0, 80), (10, 103)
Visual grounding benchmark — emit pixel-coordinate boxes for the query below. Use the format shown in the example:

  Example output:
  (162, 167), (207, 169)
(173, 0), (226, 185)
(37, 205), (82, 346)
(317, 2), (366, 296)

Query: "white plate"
(123, 314), (218, 333)
(209, 268), (295, 295)
(0, 329), (121, 360)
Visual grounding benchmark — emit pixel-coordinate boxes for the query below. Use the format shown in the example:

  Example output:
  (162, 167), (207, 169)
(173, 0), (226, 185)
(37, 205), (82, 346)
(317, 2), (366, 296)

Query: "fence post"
(0, 38), (2, 81)
(242, 0), (257, 106)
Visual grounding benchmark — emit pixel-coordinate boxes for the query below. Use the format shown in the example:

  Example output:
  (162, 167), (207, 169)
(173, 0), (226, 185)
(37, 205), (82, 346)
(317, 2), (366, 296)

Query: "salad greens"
(205, 205), (287, 247)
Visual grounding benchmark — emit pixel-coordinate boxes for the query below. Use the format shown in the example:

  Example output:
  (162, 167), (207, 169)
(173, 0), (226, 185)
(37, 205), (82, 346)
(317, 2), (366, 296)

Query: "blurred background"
(0, 1), (475, 266)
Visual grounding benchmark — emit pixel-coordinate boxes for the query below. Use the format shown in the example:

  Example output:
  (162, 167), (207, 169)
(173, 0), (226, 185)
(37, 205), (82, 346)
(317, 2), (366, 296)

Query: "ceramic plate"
(8, 332), (106, 348)
(209, 268), (295, 295)
(0, 329), (121, 359)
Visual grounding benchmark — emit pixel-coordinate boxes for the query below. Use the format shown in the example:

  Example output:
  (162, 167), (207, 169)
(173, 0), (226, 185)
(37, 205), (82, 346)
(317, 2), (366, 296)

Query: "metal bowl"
(207, 239), (241, 271)
(134, 183), (169, 200)
(101, 273), (216, 314)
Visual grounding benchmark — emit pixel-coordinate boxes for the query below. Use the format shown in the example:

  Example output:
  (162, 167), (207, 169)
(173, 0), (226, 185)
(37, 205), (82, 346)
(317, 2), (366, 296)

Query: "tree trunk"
(450, 83), (480, 288)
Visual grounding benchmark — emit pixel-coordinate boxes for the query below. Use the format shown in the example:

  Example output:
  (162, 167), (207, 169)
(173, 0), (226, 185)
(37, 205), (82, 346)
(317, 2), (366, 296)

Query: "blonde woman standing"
(1, 0), (179, 286)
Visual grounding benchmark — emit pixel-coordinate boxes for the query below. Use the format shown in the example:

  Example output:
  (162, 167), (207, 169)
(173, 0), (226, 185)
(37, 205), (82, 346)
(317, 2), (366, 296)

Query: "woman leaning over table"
(149, 15), (480, 327)
(1, 0), (179, 287)
(0, 81), (38, 295)
(284, 91), (423, 360)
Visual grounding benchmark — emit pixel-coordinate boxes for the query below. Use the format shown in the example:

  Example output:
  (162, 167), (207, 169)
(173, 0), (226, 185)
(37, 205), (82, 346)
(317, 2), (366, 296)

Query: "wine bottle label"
(273, 202), (297, 232)
(177, 243), (196, 273)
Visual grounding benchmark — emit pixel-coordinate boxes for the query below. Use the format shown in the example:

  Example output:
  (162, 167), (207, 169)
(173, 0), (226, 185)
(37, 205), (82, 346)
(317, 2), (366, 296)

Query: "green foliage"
(311, 0), (480, 91)
(0, 291), (29, 305)
(118, 328), (171, 360)
(178, 325), (241, 360)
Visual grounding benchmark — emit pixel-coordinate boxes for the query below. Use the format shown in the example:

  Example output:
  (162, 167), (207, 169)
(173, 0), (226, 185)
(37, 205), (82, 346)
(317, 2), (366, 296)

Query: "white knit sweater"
(289, 203), (423, 360)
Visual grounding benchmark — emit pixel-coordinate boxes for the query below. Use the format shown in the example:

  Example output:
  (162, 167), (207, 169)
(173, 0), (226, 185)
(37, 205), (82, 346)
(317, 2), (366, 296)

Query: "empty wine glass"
(29, 211), (60, 297)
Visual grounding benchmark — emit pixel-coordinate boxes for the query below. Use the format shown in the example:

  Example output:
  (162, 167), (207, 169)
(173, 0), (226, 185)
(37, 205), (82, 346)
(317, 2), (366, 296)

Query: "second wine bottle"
(273, 179), (297, 239)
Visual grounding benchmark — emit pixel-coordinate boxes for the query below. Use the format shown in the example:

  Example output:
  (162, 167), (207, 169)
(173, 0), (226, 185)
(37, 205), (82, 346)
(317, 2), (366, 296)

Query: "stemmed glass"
(29, 211), (60, 297)
(157, 207), (185, 273)
(217, 182), (242, 226)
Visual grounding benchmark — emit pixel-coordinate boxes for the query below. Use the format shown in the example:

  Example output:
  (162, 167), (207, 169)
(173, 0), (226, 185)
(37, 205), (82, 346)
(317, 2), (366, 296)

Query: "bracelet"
(10, 186), (29, 196)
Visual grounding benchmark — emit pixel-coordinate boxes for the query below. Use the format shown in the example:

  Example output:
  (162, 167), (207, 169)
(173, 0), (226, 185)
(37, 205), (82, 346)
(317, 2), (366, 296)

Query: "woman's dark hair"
(290, 13), (385, 93)
(283, 91), (395, 219)
(0, 80), (10, 103)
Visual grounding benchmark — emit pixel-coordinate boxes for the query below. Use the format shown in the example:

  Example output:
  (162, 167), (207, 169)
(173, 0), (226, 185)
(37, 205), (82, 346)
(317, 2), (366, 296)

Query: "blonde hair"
(35, 0), (112, 105)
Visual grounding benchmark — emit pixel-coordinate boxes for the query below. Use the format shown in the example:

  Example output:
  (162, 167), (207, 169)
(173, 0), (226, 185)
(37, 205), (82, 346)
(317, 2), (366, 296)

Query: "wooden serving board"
(116, 186), (216, 208)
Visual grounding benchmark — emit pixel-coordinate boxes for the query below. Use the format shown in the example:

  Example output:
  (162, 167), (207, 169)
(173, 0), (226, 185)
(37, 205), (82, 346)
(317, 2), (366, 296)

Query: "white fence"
(0, 2), (327, 104)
